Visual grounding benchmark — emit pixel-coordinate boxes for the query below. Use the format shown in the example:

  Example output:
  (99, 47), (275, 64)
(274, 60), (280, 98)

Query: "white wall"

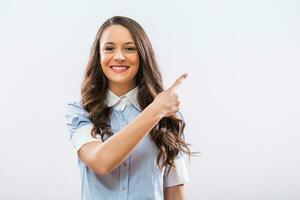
(0, 0), (299, 199)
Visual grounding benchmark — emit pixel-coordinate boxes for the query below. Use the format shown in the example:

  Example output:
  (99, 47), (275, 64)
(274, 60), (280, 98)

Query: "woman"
(65, 16), (192, 200)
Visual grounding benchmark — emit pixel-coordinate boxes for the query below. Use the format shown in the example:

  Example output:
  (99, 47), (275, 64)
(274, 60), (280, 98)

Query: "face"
(100, 25), (139, 92)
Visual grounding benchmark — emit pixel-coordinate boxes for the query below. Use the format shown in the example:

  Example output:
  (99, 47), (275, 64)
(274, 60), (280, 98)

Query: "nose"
(114, 50), (125, 61)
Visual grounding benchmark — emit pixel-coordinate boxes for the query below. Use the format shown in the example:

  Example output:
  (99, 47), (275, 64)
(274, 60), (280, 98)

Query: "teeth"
(111, 66), (128, 70)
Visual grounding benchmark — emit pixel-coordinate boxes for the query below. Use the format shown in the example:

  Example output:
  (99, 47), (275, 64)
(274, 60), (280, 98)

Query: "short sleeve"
(64, 101), (102, 155)
(163, 152), (190, 188)
(163, 111), (190, 187)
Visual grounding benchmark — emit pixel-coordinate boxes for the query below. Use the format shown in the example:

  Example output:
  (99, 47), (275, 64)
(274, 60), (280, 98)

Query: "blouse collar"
(106, 86), (141, 112)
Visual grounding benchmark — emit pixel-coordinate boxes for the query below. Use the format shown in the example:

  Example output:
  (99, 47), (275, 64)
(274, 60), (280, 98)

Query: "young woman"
(65, 16), (192, 200)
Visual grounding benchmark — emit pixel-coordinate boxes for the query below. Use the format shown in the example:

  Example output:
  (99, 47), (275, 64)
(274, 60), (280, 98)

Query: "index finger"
(169, 73), (188, 91)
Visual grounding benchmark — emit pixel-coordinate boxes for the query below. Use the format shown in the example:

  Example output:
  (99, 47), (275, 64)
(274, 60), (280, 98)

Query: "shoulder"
(66, 99), (82, 108)
(65, 99), (92, 129)
(65, 99), (89, 116)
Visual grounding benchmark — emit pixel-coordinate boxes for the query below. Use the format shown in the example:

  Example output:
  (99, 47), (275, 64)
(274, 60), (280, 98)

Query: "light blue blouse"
(65, 86), (189, 200)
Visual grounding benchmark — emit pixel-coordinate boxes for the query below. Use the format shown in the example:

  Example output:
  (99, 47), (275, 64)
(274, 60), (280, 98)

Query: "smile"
(110, 65), (130, 73)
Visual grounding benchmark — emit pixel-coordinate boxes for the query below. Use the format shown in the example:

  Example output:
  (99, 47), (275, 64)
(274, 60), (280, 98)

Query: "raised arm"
(78, 73), (188, 175)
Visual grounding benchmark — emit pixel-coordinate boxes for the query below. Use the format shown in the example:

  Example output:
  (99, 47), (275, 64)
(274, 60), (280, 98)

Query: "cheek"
(100, 54), (109, 66)
(128, 54), (139, 66)
(100, 55), (110, 77)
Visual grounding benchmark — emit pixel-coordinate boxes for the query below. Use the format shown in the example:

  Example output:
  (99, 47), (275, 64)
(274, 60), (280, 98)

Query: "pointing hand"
(151, 73), (188, 118)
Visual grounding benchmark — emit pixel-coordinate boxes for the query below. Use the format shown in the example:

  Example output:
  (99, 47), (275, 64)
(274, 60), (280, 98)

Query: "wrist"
(147, 103), (164, 121)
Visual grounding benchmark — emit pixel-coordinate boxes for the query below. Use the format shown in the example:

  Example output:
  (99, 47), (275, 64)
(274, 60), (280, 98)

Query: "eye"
(124, 47), (136, 52)
(104, 47), (114, 52)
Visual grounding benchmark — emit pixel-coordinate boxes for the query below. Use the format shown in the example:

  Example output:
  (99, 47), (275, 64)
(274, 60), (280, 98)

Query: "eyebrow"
(104, 42), (135, 45)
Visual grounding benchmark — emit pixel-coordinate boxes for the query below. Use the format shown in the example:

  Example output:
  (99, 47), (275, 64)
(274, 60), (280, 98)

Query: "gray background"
(0, 0), (299, 199)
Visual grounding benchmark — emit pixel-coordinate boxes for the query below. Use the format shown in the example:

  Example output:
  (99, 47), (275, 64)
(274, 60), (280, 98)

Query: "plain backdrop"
(0, 0), (299, 199)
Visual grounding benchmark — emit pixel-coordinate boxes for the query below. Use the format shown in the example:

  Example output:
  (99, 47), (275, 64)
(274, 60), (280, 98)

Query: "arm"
(78, 103), (161, 175)
(164, 184), (186, 200)
(78, 73), (188, 176)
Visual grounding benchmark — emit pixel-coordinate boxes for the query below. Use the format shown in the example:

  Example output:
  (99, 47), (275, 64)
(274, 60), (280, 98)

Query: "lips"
(110, 65), (130, 73)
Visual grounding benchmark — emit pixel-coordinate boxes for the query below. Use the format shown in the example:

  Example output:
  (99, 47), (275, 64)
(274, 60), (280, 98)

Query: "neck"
(108, 82), (136, 97)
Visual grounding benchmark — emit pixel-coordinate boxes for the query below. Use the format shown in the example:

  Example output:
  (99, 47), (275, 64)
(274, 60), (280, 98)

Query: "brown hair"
(81, 16), (193, 174)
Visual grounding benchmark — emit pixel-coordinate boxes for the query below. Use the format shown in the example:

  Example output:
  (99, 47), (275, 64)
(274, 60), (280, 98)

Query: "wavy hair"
(81, 16), (193, 174)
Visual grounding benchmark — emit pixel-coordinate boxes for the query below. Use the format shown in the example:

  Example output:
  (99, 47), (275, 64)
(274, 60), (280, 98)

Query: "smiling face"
(99, 25), (140, 96)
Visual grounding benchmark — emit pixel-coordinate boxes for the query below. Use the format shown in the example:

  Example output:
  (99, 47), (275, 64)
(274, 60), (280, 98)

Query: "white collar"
(106, 86), (141, 112)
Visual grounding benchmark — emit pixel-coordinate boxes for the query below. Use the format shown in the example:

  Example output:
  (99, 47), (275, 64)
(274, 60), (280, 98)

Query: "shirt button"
(123, 162), (127, 166)
(122, 187), (127, 191)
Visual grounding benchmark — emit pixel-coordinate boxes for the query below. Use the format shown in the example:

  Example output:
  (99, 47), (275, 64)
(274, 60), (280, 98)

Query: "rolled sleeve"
(163, 111), (190, 187)
(65, 101), (102, 155)
(163, 153), (190, 188)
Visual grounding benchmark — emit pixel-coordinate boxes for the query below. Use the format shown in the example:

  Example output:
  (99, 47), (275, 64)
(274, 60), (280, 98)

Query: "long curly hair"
(81, 16), (192, 174)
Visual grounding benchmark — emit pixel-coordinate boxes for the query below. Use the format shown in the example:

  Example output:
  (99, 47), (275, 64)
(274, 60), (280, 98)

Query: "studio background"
(0, 0), (299, 199)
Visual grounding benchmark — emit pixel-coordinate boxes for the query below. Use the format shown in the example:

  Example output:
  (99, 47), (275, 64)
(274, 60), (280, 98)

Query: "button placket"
(119, 111), (129, 200)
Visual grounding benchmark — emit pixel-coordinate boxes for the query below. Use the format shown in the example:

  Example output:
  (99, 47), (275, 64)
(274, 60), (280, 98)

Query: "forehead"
(100, 25), (135, 46)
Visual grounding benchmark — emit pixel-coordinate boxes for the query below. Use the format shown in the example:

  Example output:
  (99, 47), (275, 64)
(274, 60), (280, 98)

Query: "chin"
(108, 76), (132, 84)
